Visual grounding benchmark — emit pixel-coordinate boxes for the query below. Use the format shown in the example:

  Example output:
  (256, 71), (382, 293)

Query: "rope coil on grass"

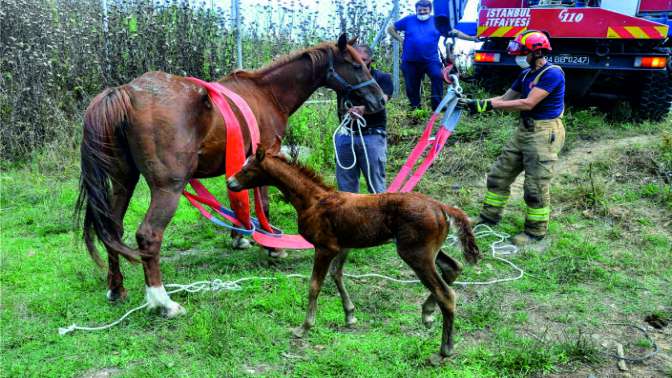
(59, 224), (523, 335)
(604, 322), (659, 363)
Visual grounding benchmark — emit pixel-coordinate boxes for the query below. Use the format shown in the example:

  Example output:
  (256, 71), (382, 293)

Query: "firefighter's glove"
(457, 98), (493, 115)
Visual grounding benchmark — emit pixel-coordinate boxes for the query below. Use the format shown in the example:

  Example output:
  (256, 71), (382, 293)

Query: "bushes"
(0, 0), (397, 163)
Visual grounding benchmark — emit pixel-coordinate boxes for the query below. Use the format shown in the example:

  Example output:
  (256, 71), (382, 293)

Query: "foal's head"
(227, 139), (285, 192)
(227, 141), (331, 194)
(326, 34), (386, 114)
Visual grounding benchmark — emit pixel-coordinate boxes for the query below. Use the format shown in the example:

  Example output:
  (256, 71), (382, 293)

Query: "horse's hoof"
(106, 288), (127, 303)
(232, 237), (252, 249)
(346, 316), (358, 327)
(292, 326), (307, 338)
(163, 302), (187, 318)
(422, 314), (435, 329)
(268, 249), (288, 259)
(428, 353), (448, 366)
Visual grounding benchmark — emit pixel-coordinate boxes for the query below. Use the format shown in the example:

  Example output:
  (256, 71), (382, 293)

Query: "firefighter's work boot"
(470, 215), (498, 227)
(511, 232), (544, 247)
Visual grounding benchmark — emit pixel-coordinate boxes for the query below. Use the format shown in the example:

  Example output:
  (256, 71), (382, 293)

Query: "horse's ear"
(269, 135), (282, 154)
(255, 145), (265, 162)
(337, 33), (348, 52)
(348, 36), (358, 46)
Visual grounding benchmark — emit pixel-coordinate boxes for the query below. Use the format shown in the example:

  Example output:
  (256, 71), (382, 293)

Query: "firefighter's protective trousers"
(480, 117), (565, 236)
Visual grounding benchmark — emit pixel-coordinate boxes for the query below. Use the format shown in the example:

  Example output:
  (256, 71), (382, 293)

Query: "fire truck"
(466, 0), (671, 121)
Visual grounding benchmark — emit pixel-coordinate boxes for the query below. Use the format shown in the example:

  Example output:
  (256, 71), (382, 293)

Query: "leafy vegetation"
(0, 0), (399, 162)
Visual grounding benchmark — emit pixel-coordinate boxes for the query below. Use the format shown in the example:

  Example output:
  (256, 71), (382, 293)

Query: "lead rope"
(332, 112), (378, 193)
(58, 224), (522, 335)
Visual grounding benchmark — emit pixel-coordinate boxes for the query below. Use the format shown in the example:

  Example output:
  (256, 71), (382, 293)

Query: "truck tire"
(635, 71), (672, 122)
(473, 65), (514, 94)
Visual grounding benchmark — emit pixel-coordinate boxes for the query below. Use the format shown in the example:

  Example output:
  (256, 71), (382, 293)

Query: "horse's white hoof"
(232, 237), (252, 249)
(163, 301), (186, 318)
(145, 285), (184, 317)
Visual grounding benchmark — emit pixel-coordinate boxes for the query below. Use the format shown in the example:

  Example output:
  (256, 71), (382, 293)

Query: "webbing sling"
(183, 78), (313, 250)
(388, 76), (462, 193)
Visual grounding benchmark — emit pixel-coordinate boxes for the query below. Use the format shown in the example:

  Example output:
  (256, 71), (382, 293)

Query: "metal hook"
(450, 74), (463, 95)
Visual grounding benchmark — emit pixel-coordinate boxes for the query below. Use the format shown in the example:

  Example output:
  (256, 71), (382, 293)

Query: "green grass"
(2, 101), (672, 377)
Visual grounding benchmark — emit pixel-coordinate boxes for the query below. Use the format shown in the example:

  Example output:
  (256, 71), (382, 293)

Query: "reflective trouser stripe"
(526, 206), (550, 221)
(484, 191), (509, 207)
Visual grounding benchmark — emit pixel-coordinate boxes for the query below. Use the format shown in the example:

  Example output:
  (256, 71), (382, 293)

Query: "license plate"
(548, 55), (590, 65)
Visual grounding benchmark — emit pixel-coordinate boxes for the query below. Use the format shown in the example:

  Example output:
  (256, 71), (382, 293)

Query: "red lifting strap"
(184, 77), (313, 250)
(186, 77), (253, 230)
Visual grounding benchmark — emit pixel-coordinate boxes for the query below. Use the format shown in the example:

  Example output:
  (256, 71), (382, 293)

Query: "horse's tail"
(75, 86), (142, 267)
(441, 205), (482, 265)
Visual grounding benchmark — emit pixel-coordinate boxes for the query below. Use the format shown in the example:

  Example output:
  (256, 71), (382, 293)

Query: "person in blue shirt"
(387, 0), (444, 111)
(458, 31), (566, 246)
(335, 44), (394, 194)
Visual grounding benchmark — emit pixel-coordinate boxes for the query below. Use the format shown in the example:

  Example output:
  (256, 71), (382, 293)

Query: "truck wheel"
(474, 65), (514, 94)
(635, 71), (672, 122)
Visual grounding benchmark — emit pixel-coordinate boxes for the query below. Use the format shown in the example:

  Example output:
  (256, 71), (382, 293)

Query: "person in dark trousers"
(387, 0), (443, 111)
(335, 44), (394, 193)
(459, 30), (566, 246)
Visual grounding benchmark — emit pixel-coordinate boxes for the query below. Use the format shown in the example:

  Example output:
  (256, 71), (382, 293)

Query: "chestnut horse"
(227, 143), (483, 359)
(75, 34), (385, 317)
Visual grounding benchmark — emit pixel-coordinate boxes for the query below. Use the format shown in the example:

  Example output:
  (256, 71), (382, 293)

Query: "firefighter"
(458, 30), (566, 246)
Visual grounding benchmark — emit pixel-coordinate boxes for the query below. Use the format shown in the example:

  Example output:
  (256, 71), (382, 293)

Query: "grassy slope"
(1, 100), (671, 377)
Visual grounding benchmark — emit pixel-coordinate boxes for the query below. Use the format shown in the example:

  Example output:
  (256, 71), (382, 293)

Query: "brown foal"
(227, 143), (482, 358)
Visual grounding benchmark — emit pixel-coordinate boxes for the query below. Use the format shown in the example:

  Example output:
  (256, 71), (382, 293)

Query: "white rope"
(332, 112), (378, 194)
(58, 224), (522, 335)
(451, 224), (524, 286)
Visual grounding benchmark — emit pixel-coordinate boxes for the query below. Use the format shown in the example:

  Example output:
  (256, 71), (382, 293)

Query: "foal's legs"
(399, 246), (457, 357)
(136, 187), (186, 318)
(421, 250), (463, 328)
(436, 250), (463, 285)
(293, 246), (339, 338)
(330, 249), (356, 326)
(106, 171), (139, 302)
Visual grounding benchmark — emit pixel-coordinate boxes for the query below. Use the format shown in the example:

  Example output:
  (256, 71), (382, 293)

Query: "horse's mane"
(273, 153), (334, 191)
(226, 42), (334, 81)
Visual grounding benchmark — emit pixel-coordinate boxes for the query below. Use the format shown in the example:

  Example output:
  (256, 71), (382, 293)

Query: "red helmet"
(507, 30), (552, 56)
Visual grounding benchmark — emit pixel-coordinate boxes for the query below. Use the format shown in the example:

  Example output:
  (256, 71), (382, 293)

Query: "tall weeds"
(0, 0), (397, 162)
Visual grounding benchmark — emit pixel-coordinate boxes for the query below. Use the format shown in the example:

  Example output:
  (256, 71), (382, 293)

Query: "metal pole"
(102, 0), (110, 82)
(371, 8), (395, 51)
(392, 0), (400, 97)
(232, 0), (242, 69)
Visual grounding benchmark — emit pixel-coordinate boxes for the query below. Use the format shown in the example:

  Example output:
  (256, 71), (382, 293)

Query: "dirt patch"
(508, 135), (658, 201)
(79, 368), (123, 378)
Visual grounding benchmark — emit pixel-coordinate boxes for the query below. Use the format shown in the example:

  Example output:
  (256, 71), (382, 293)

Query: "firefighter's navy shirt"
(511, 63), (565, 120)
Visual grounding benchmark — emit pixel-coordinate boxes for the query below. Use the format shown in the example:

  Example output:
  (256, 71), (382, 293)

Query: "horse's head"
(325, 34), (386, 114)
(227, 141), (281, 192)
